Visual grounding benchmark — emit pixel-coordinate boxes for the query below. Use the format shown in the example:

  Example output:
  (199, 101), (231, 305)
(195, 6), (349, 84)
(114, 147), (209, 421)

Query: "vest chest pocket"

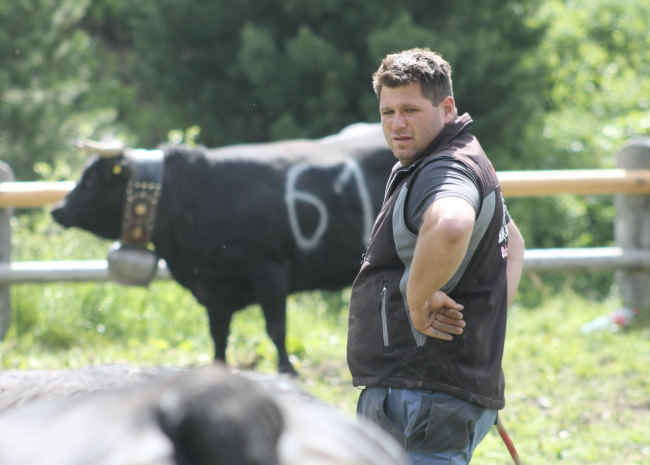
(380, 285), (389, 349)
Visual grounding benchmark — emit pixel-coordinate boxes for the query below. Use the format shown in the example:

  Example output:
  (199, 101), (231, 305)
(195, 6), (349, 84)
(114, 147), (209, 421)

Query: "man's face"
(379, 82), (454, 166)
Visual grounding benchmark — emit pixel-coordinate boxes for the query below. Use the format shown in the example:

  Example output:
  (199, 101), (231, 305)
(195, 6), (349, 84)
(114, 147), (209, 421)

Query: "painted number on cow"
(284, 160), (373, 252)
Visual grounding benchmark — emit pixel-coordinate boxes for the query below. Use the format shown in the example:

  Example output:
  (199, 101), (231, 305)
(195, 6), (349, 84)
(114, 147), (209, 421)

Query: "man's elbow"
(420, 197), (476, 246)
(426, 216), (474, 245)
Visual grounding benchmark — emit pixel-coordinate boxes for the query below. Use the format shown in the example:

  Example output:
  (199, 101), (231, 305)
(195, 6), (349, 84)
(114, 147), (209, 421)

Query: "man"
(347, 48), (525, 464)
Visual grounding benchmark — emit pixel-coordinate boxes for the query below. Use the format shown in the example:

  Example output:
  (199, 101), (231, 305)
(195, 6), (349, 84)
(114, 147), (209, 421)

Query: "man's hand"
(409, 290), (465, 341)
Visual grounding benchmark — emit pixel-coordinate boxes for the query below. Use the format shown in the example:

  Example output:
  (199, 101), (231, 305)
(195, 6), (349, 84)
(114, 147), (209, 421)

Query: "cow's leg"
(262, 306), (295, 376)
(206, 308), (234, 362)
(193, 279), (251, 364)
(253, 263), (297, 376)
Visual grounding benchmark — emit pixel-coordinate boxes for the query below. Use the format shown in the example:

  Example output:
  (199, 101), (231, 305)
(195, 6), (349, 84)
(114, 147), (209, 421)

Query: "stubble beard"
(395, 148), (419, 166)
(394, 123), (445, 166)
(392, 136), (430, 166)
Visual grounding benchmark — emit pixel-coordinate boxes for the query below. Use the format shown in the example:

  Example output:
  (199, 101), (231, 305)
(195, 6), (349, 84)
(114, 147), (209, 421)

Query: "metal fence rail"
(0, 260), (172, 284)
(522, 247), (650, 272)
(1, 249), (649, 284)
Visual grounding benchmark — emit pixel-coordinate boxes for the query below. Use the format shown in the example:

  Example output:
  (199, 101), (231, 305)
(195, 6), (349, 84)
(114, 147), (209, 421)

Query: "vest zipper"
(383, 165), (416, 205)
(380, 286), (389, 347)
(360, 244), (369, 265)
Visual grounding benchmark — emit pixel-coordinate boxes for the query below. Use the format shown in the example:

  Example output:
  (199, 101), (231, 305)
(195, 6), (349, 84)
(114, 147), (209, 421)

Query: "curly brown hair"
(372, 48), (453, 106)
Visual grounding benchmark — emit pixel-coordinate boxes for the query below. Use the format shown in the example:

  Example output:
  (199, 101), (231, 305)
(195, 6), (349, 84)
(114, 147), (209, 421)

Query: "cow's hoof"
(279, 365), (299, 377)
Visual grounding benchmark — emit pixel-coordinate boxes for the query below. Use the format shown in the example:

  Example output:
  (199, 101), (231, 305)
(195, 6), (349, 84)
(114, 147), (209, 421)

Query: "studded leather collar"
(120, 149), (164, 247)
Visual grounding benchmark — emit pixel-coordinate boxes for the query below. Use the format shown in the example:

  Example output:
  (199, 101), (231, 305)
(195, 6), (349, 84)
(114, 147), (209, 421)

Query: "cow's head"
(52, 141), (131, 240)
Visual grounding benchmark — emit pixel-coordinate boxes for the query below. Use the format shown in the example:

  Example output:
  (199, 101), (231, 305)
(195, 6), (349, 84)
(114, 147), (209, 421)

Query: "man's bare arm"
(406, 196), (475, 340)
(505, 220), (525, 307)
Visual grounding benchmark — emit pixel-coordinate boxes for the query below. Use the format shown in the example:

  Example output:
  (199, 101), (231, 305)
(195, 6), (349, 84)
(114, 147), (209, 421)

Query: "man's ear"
(441, 96), (456, 123)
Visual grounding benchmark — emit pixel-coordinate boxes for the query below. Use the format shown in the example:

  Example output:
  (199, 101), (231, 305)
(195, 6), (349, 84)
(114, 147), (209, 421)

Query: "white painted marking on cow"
(333, 159), (374, 244)
(285, 160), (374, 252)
(285, 163), (329, 251)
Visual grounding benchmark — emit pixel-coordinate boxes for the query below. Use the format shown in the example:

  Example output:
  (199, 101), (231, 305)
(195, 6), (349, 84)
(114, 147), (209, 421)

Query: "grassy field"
(2, 211), (650, 464)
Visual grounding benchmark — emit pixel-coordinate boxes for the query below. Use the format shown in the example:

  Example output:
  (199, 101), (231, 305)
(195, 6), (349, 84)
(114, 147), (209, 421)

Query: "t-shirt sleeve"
(405, 157), (482, 233)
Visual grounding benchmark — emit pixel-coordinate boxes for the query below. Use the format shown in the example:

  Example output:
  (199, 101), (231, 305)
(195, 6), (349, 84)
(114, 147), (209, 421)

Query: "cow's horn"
(75, 140), (125, 158)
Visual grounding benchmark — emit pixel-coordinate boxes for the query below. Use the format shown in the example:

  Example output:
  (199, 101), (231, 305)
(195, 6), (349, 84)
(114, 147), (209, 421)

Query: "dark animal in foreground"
(51, 124), (394, 374)
(0, 364), (406, 465)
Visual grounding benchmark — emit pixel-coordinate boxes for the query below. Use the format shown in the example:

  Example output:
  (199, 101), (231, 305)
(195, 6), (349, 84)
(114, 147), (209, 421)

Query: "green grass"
(475, 295), (650, 464)
(2, 210), (650, 463)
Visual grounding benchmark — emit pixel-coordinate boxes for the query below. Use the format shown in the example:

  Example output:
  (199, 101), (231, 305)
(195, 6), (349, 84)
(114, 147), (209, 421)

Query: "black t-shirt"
(405, 156), (481, 233)
(405, 155), (511, 233)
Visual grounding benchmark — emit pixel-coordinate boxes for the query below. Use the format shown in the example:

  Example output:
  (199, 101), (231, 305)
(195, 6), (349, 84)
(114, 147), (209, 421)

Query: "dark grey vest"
(347, 114), (509, 410)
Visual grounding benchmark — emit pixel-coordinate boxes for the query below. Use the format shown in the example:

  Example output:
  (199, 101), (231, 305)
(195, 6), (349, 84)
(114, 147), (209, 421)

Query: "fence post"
(615, 138), (650, 315)
(0, 162), (13, 339)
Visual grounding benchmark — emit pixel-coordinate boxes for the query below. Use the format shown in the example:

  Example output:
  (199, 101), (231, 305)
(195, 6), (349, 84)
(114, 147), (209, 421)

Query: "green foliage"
(11, 210), (109, 261)
(534, 0), (650, 169)
(0, 0), (147, 181)
(121, 0), (544, 156)
(0, 0), (91, 179)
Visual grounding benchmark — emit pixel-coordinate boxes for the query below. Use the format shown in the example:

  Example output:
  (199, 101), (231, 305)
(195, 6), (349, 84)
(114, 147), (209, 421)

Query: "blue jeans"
(357, 387), (497, 465)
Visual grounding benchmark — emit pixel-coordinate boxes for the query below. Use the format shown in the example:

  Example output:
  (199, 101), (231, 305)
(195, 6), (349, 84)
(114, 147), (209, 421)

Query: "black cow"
(0, 364), (406, 465)
(52, 123), (395, 374)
